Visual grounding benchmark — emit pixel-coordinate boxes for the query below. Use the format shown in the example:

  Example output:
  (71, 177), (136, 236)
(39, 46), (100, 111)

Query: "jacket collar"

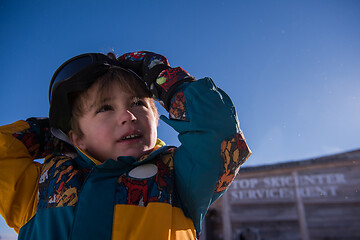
(75, 138), (167, 168)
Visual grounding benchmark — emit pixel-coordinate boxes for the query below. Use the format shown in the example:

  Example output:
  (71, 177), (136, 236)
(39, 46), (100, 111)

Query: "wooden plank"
(232, 221), (301, 240)
(221, 192), (231, 240)
(293, 171), (310, 240)
(230, 203), (298, 222)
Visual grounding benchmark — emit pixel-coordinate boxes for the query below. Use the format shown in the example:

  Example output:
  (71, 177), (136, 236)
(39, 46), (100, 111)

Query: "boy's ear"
(68, 130), (86, 150)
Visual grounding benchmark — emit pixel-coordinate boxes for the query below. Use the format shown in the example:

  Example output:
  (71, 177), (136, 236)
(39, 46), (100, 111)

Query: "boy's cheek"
(154, 115), (159, 126)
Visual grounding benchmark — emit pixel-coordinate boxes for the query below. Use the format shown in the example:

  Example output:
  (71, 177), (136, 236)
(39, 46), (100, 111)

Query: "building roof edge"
(240, 149), (360, 173)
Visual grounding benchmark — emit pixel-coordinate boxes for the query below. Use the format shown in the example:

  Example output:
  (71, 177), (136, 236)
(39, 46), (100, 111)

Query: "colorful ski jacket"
(0, 78), (251, 239)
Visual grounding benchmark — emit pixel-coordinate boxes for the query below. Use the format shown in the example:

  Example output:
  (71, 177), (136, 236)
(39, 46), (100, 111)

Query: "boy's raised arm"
(118, 51), (251, 233)
(162, 79), (251, 232)
(0, 118), (75, 232)
(0, 120), (43, 232)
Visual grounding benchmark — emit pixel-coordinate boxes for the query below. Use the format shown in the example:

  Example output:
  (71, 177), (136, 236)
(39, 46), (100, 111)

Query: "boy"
(0, 51), (251, 239)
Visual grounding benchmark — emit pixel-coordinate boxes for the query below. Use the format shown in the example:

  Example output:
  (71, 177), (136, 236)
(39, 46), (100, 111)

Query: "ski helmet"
(48, 53), (141, 134)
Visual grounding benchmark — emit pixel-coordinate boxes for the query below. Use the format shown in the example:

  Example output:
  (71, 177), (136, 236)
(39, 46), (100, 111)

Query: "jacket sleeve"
(160, 77), (251, 232)
(0, 120), (42, 233)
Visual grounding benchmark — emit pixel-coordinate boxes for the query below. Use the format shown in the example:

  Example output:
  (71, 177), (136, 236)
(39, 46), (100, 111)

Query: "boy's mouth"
(118, 131), (142, 142)
(121, 134), (141, 140)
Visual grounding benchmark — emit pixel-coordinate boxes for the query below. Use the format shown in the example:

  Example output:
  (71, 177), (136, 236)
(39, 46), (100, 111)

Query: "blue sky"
(1, 0), (359, 237)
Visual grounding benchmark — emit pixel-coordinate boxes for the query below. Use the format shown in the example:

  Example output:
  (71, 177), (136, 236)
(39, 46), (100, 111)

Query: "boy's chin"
(115, 148), (154, 160)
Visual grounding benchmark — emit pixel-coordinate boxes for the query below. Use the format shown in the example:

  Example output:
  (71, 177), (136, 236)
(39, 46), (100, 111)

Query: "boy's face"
(70, 81), (158, 162)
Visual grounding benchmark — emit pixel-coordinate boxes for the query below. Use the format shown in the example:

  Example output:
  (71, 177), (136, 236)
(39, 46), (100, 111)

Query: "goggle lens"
(49, 54), (104, 101)
(53, 56), (93, 84)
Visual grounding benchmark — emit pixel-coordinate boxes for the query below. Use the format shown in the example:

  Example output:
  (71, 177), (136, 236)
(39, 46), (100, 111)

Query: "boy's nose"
(119, 110), (137, 125)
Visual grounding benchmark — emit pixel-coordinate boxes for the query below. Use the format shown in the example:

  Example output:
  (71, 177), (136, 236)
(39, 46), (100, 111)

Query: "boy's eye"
(131, 98), (146, 107)
(96, 104), (113, 113)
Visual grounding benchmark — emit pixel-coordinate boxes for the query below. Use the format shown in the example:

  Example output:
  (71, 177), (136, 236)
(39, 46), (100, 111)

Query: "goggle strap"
(51, 128), (73, 145)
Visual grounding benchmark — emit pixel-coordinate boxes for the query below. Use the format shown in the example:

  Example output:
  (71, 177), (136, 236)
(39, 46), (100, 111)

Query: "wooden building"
(202, 149), (360, 240)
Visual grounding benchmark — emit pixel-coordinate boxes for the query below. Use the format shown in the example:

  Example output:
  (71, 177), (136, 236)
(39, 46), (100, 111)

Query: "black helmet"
(49, 53), (139, 134)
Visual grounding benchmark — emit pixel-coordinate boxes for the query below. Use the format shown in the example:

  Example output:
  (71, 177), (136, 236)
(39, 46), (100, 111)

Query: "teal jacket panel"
(161, 78), (251, 232)
(18, 207), (74, 240)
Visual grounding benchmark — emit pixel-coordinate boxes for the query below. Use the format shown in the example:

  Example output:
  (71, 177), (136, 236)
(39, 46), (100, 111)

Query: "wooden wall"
(205, 150), (360, 240)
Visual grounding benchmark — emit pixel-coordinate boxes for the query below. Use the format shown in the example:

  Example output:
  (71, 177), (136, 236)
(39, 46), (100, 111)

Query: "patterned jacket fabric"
(0, 78), (251, 240)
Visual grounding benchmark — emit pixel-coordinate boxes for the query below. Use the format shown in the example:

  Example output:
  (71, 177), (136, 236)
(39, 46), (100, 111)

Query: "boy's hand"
(117, 51), (195, 110)
(117, 51), (170, 86)
(22, 118), (76, 158)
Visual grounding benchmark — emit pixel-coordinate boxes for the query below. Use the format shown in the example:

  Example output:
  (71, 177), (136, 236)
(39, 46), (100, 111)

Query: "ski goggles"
(49, 53), (122, 101)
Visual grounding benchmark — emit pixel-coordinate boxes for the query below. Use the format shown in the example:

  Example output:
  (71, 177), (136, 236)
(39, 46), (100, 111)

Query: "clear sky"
(0, 0), (359, 238)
